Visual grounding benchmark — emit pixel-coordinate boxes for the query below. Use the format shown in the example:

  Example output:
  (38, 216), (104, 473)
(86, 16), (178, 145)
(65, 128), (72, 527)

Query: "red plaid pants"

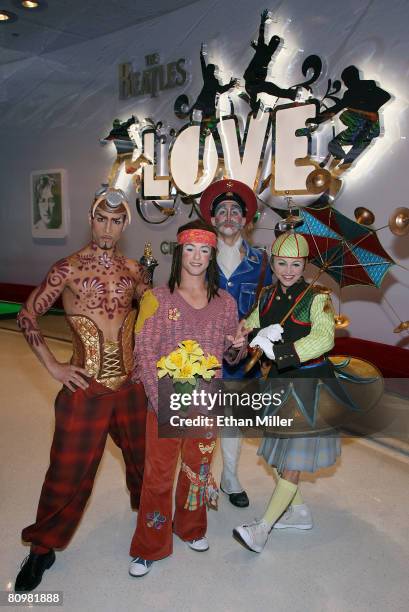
(130, 411), (216, 561)
(22, 379), (146, 551)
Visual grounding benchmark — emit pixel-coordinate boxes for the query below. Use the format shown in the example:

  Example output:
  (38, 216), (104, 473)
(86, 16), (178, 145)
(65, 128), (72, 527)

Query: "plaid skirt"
(257, 434), (341, 473)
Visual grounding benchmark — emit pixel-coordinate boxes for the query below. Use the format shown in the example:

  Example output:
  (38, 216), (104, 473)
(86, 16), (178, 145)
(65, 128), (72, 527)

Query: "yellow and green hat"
(271, 232), (309, 258)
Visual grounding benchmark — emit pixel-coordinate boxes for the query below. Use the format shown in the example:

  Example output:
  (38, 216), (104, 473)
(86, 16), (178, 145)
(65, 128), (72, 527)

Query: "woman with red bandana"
(129, 220), (247, 576)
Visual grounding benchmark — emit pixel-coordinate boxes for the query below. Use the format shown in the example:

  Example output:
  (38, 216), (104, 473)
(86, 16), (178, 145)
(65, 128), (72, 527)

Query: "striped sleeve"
(294, 294), (335, 362)
(244, 305), (260, 329)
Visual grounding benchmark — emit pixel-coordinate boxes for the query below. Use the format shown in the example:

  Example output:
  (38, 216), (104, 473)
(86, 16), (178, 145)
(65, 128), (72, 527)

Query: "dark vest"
(259, 278), (314, 344)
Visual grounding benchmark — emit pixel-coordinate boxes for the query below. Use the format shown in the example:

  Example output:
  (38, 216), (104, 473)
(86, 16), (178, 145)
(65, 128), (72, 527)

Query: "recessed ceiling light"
(0, 10), (18, 23)
(11, 0), (48, 12)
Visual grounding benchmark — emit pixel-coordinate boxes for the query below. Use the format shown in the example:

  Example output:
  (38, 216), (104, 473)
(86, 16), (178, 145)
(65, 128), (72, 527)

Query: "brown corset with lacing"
(66, 310), (136, 391)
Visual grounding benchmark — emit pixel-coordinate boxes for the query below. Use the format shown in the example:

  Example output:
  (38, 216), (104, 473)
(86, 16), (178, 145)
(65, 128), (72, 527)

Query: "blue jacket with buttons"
(219, 241), (273, 378)
(218, 241), (272, 320)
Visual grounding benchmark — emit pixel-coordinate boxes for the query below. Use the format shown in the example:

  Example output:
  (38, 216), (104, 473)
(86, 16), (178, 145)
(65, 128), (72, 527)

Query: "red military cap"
(199, 179), (258, 226)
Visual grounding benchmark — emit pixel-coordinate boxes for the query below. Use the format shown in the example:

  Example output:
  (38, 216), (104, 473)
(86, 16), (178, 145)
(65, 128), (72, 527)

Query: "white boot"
(233, 519), (270, 553)
(273, 503), (313, 530)
(186, 537), (209, 552)
(220, 436), (249, 507)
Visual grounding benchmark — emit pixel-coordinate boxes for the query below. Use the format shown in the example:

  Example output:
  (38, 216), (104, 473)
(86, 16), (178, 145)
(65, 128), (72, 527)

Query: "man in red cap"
(200, 179), (272, 507)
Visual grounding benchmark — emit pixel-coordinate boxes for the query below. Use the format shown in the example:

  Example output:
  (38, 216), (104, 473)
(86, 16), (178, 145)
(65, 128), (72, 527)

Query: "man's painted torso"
(17, 244), (150, 389)
(53, 247), (150, 340)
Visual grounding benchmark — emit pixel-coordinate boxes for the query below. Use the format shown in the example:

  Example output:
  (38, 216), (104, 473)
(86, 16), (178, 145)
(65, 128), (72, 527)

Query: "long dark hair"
(168, 220), (220, 301)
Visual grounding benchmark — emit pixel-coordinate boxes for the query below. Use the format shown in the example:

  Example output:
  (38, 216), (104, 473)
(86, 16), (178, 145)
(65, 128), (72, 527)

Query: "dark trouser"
(130, 411), (216, 561)
(328, 110), (380, 164)
(22, 379), (147, 552)
(245, 80), (296, 111)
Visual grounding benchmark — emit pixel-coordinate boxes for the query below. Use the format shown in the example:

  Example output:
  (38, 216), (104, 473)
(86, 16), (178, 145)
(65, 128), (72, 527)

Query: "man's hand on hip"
(48, 362), (89, 392)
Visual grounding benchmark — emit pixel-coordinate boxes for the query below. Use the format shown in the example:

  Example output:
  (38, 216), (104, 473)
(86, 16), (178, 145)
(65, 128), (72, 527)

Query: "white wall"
(0, 0), (408, 347)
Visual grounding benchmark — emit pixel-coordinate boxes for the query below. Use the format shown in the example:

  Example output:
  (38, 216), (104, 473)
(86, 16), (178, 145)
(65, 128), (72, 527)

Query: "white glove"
(249, 335), (275, 360)
(257, 324), (283, 343)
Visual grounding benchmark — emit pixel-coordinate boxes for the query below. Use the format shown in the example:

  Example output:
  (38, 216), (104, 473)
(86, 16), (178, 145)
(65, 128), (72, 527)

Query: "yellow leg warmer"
(273, 468), (303, 506)
(292, 487), (304, 506)
(262, 477), (297, 528)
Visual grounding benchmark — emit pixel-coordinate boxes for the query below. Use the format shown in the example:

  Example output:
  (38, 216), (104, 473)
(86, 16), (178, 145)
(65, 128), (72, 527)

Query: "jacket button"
(227, 281), (233, 287)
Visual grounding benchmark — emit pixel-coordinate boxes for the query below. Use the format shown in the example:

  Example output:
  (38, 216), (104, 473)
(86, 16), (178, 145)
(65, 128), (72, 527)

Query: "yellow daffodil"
(157, 341), (220, 383)
(203, 354), (220, 370)
(157, 356), (170, 378)
(179, 340), (203, 358)
(156, 356), (167, 369)
(193, 354), (220, 380)
(198, 366), (216, 380)
(177, 363), (195, 379)
(165, 350), (185, 370)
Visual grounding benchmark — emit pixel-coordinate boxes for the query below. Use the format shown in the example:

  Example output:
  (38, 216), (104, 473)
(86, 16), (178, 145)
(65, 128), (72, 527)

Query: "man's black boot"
(15, 550), (55, 592)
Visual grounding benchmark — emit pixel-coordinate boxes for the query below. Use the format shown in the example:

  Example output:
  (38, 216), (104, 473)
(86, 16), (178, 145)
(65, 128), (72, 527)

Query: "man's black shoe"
(15, 550), (55, 592)
(221, 486), (250, 508)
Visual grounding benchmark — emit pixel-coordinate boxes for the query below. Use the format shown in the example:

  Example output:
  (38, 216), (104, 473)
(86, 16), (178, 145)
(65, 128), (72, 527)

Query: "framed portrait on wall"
(30, 169), (68, 238)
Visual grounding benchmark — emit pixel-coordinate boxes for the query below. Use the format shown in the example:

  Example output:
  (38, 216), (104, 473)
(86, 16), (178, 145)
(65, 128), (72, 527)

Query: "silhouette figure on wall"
(191, 43), (238, 120)
(312, 65), (391, 169)
(105, 116), (136, 141)
(243, 9), (297, 113)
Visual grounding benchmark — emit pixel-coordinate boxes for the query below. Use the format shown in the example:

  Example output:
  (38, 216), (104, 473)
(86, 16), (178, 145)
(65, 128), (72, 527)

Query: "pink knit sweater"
(133, 286), (243, 413)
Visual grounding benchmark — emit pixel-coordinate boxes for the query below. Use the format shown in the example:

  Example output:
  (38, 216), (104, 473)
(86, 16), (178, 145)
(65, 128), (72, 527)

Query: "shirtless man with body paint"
(15, 188), (150, 592)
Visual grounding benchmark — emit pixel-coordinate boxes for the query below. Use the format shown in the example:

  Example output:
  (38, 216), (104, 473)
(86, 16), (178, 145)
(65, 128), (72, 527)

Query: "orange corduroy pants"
(130, 411), (216, 560)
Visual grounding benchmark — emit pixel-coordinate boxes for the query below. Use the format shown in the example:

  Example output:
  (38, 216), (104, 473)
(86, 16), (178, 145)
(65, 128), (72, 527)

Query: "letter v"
(217, 110), (271, 188)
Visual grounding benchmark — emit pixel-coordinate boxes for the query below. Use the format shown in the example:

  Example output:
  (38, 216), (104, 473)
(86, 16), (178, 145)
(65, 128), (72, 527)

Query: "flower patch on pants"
(146, 511), (166, 530)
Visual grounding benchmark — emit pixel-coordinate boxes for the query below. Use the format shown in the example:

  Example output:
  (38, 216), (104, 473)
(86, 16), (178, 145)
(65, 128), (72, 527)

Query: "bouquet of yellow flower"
(157, 340), (220, 396)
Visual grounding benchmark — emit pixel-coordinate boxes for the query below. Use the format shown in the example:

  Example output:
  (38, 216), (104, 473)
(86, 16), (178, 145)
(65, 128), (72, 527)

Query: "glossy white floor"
(1, 329), (408, 612)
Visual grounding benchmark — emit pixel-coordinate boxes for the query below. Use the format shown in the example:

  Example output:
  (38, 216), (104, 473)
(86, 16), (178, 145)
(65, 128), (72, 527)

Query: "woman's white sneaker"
(129, 557), (153, 577)
(187, 537), (209, 552)
(273, 504), (313, 530)
(233, 519), (270, 553)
